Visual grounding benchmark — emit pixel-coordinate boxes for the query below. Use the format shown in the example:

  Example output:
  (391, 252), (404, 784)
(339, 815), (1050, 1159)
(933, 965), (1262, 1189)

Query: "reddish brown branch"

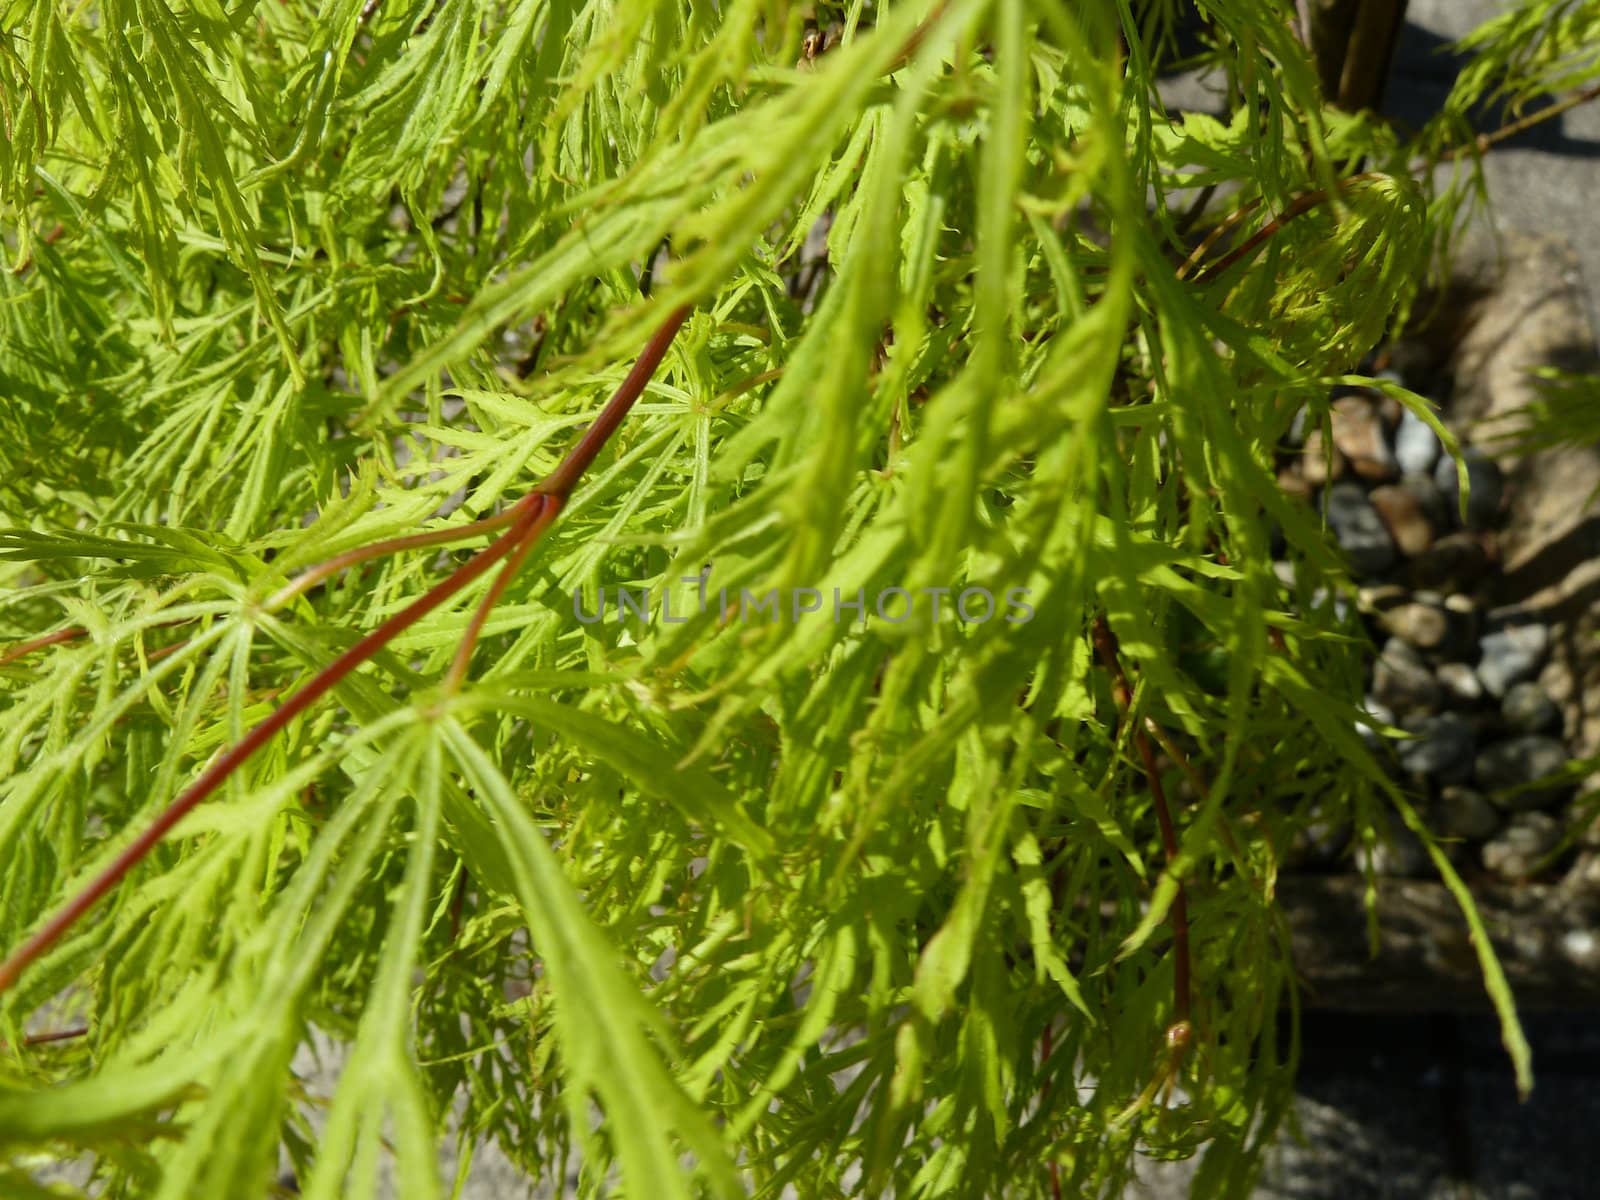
(1092, 616), (1191, 1032)
(0, 305), (692, 997)
(0, 1025), (89, 1050)
(0, 627), (87, 667)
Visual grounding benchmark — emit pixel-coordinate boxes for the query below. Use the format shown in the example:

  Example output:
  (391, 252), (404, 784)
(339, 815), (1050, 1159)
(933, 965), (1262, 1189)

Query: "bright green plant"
(2, 1), (1597, 1196)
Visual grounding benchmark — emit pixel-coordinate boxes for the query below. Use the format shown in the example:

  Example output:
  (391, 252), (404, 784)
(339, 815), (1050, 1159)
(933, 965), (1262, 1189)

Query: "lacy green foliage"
(0, 0), (1587, 1195)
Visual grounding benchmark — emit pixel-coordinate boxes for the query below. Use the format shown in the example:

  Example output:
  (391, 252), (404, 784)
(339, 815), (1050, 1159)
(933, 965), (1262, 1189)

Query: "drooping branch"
(1092, 615), (1192, 1036)
(0, 305), (692, 998)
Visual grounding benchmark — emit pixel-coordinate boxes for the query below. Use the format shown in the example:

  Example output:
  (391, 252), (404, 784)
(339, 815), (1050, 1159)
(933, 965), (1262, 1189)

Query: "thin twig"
(0, 627), (87, 667)
(0, 1025), (90, 1050)
(443, 495), (561, 692)
(265, 506), (531, 610)
(1426, 79), (1600, 168)
(0, 306), (693, 997)
(1092, 615), (1191, 1033)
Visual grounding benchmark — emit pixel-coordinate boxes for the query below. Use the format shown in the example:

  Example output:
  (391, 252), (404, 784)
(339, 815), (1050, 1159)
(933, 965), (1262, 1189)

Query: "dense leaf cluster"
(3, 1), (1594, 1196)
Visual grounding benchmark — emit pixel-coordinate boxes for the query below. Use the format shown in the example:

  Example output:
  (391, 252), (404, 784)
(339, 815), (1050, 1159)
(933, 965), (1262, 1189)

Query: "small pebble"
(1481, 812), (1563, 881)
(1501, 681), (1560, 735)
(1367, 484), (1435, 557)
(1408, 531), (1488, 592)
(1476, 621), (1549, 698)
(1435, 662), (1484, 704)
(1292, 804), (1354, 867)
(1331, 395), (1398, 480)
(1431, 786), (1502, 841)
(1324, 482), (1397, 577)
(1286, 403), (1312, 447)
(1357, 697), (1396, 751)
(1475, 734), (1571, 808)
(1371, 637), (1443, 716)
(1278, 467), (1314, 503)
(1300, 428), (1347, 485)
(1356, 825), (1430, 878)
(1379, 601), (1453, 652)
(1398, 713), (1476, 783)
(1433, 449), (1504, 531)
(1394, 406), (1442, 475)
(1400, 471), (1448, 527)
(1357, 583), (1408, 612)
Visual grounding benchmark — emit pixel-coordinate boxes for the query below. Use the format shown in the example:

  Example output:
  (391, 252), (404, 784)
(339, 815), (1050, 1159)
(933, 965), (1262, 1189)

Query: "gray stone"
(1324, 482), (1396, 577)
(1502, 681), (1561, 735)
(1430, 786), (1502, 842)
(1291, 804), (1353, 868)
(1433, 449), (1504, 531)
(1481, 811), (1564, 881)
(1356, 697), (1396, 751)
(1397, 713), (1475, 783)
(1476, 621), (1549, 698)
(1475, 735), (1572, 808)
(1355, 825), (1430, 878)
(1356, 694), (1395, 752)
(1371, 637), (1442, 716)
(1399, 470), (1448, 527)
(1435, 662), (1484, 705)
(1393, 406), (1442, 475)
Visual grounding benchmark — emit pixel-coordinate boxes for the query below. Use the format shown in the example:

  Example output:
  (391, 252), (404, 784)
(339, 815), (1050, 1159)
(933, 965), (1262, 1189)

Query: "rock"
(1324, 482), (1396, 577)
(1277, 466), (1314, 503)
(1366, 484), (1435, 557)
(1355, 825), (1430, 878)
(1299, 427), (1347, 485)
(1432, 232), (1600, 759)
(1357, 583), (1408, 612)
(1356, 697), (1396, 749)
(1290, 804), (1354, 868)
(1286, 403), (1312, 447)
(1393, 406), (1442, 475)
(1430, 786), (1501, 841)
(1408, 531), (1489, 592)
(1481, 812), (1563, 881)
(1331, 395), (1397, 480)
(1377, 601), (1452, 652)
(1433, 449), (1504, 531)
(1474, 734), (1572, 808)
(1400, 471), (1448, 527)
(1397, 713), (1475, 783)
(1371, 637), (1442, 717)
(1435, 662), (1484, 705)
(1501, 681), (1561, 735)
(1476, 620), (1549, 698)
(1307, 587), (1352, 624)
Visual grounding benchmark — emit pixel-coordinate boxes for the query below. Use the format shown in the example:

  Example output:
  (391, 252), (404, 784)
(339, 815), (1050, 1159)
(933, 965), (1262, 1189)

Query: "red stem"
(0, 305), (690, 997)
(0, 500), (537, 994)
(0, 627), (87, 667)
(1092, 616), (1191, 1031)
(539, 306), (691, 497)
(444, 496), (562, 692)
